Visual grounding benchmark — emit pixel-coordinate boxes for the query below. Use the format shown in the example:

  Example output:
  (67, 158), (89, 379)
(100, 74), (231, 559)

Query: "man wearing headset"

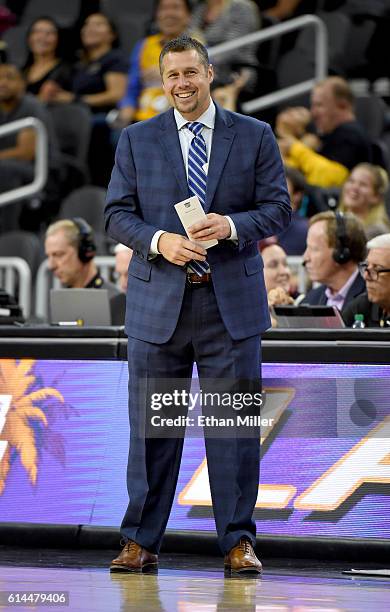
(44, 218), (119, 299)
(302, 211), (367, 314)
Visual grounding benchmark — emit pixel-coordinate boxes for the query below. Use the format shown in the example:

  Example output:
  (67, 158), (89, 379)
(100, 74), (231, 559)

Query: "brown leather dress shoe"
(110, 540), (158, 572)
(224, 537), (262, 574)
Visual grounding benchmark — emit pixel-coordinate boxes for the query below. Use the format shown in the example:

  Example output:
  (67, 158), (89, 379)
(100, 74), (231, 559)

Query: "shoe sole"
(110, 562), (158, 573)
(224, 565), (262, 574)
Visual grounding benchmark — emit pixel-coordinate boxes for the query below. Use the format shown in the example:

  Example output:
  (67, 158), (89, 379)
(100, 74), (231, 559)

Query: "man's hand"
(157, 232), (207, 266)
(188, 213), (231, 242)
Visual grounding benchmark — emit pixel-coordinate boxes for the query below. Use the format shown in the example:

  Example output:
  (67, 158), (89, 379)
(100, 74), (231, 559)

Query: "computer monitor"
(50, 289), (111, 326)
(271, 305), (345, 329)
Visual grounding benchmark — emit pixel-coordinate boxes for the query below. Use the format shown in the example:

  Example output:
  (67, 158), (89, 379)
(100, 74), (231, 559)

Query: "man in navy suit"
(105, 36), (291, 574)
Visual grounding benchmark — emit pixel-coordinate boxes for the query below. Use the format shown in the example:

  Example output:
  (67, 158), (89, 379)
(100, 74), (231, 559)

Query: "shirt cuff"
(225, 216), (238, 242)
(149, 230), (166, 258)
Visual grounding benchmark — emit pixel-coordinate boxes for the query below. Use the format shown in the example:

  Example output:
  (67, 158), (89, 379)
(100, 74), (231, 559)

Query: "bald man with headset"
(44, 217), (119, 303)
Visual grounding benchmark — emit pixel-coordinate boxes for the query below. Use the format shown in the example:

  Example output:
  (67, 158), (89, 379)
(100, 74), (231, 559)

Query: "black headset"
(333, 211), (351, 265)
(71, 217), (96, 263)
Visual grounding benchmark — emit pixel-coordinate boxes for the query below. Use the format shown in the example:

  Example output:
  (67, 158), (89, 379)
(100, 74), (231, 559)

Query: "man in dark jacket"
(343, 233), (390, 327)
(302, 210), (367, 314)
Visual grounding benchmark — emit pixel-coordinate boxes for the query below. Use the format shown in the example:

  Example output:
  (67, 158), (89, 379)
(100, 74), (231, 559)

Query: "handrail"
(0, 117), (48, 208)
(208, 14), (328, 113)
(0, 256), (31, 317)
(35, 256), (116, 320)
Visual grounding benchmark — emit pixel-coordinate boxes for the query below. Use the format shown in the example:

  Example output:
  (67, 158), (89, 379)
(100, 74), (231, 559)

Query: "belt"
(186, 272), (212, 285)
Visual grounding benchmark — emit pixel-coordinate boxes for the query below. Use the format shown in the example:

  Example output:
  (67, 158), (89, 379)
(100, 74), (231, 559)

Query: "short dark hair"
(159, 35), (210, 76)
(309, 211), (367, 264)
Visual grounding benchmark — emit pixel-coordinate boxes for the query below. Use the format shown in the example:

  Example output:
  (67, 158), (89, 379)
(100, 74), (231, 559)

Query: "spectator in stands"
(302, 211), (367, 314)
(45, 13), (127, 114)
(110, 243), (133, 325)
(0, 63), (62, 231)
(277, 166), (308, 255)
(339, 163), (390, 240)
(278, 77), (372, 188)
(118, 0), (193, 127)
(343, 233), (390, 328)
(190, 0), (261, 94)
(44, 218), (119, 300)
(44, 12), (128, 186)
(262, 241), (291, 293)
(22, 16), (72, 102)
(260, 240), (296, 306)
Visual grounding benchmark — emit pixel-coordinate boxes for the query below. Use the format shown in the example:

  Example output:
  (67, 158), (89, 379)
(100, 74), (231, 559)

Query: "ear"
(208, 64), (214, 85)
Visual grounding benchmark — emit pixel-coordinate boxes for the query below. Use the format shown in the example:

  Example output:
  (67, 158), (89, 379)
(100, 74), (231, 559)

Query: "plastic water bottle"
(352, 314), (365, 328)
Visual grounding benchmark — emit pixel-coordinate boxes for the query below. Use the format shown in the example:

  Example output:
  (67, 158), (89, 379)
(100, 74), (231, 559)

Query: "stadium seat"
(354, 95), (387, 140)
(21, 0), (81, 29)
(58, 186), (107, 236)
(0, 230), (43, 277)
(2, 24), (28, 66)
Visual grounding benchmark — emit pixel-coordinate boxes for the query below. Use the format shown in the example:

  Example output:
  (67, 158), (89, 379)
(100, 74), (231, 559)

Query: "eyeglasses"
(358, 262), (390, 280)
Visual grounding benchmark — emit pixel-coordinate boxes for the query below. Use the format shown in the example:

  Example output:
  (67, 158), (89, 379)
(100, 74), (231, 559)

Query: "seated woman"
(339, 163), (390, 240)
(22, 16), (72, 101)
(45, 12), (128, 114)
(259, 240), (297, 327)
(44, 12), (128, 185)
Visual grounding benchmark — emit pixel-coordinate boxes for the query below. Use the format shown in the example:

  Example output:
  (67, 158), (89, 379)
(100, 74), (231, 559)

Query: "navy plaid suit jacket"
(105, 104), (291, 343)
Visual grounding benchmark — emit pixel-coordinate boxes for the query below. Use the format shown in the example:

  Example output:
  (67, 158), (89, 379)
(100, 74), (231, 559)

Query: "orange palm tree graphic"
(0, 359), (64, 494)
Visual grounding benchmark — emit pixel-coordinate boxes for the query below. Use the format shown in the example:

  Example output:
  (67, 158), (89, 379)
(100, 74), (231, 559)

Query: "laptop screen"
(50, 289), (111, 326)
(271, 305), (345, 329)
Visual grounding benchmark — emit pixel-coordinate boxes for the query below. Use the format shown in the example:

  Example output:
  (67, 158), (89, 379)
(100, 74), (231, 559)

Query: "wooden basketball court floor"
(0, 547), (389, 611)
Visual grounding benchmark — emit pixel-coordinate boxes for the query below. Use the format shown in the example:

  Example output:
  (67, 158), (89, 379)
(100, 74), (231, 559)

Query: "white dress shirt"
(149, 100), (237, 256)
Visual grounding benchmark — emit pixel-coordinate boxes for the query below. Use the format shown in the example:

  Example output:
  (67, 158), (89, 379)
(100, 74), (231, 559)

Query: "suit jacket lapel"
(158, 109), (189, 200)
(205, 106), (235, 213)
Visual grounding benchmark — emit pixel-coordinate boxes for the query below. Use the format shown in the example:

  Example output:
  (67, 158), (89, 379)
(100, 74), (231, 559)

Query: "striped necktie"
(187, 122), (210, 276)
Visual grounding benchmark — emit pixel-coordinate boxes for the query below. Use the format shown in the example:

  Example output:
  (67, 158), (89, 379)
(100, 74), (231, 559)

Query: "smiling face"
(28, 19), (59, 57)
(342, 166), (380, 216)
(262, 244), (291, 292)
(161, 49), (213, 120)
(81, 13), (115, 50)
